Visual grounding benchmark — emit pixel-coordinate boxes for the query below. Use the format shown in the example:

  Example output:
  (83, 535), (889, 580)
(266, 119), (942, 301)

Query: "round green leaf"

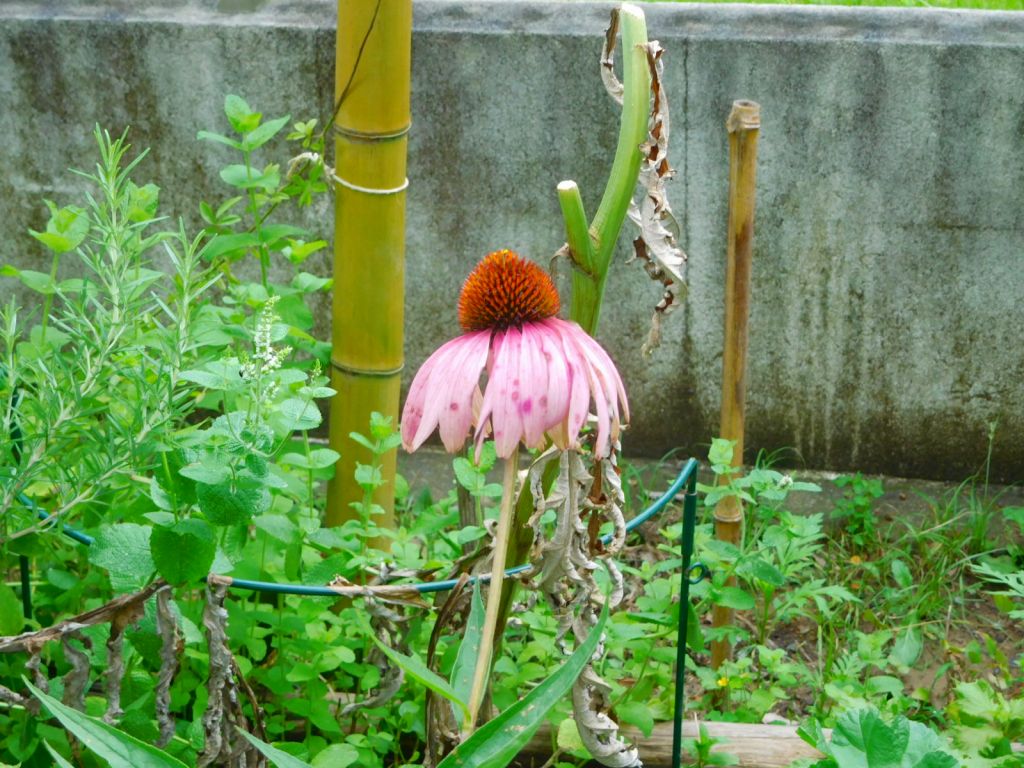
(197, 482), (270, 526)
(0, 583), (24, 635)
(714, 586), (756, 611)
(150, 519), (216, 585)
(89, 523), (156, 589)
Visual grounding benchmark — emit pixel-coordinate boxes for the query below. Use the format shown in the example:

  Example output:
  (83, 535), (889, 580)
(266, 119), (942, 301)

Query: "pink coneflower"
(401, 249), (628, 459)
(401, 249), (629, 735)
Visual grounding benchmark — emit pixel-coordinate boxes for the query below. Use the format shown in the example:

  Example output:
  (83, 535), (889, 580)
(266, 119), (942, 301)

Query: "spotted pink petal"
(555, 327), (593, 450)
(533, 321), (570, 438)
(402, 315), (627, 459)
(518, 326), (550, 449)
(575, 327), (629, 425)
(436, 332), (491, 452)
(475, 327), (524, 459)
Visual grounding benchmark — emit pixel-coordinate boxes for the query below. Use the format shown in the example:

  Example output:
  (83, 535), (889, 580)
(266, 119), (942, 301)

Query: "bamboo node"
(335, 176), (409, 196)
(331, 359), (405, 378)
(334, 122), (412, 142)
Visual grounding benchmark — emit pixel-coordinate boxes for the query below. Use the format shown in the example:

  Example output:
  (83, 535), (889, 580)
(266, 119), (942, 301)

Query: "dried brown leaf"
(601, 8), (624, 106)
(0, 581), (166, 654)
(61, 633), (90, 712)
(155, 589), (181, 747)
(627, 41), (687, 356)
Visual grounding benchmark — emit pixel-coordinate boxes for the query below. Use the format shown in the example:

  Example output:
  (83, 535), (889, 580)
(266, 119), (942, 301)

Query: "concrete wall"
(0, 1), (1021, 482)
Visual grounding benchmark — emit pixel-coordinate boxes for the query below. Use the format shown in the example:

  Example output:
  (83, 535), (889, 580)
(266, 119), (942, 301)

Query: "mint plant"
(697, 440), (854, 644)
(0, 95), (343, 764)
(832, 473), (885, 554)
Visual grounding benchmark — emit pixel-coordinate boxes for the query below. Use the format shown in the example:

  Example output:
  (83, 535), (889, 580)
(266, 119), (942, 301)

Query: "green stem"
(567, 4), (651, 335)
(242, 149), (269, 288)
(40, 251), (61, 340)
(558, 181), (595, 274)
(302, 429), (316, 520)
(464, 450), (519, 734)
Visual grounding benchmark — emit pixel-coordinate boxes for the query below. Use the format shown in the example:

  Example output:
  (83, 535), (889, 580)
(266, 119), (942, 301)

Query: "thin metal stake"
(18, 555), (31, 623)
(672, 467), (700, 767)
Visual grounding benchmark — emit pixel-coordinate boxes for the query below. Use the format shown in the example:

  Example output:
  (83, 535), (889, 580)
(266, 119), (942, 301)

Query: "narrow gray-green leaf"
(238, 729), (314, 768)
(451, 581), (485, 718)
(26, 679), (188, 768)
(438, 603), (609, 768)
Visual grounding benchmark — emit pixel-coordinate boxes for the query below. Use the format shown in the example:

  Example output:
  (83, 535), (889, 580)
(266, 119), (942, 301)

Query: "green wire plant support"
(674, 465), (706, 768)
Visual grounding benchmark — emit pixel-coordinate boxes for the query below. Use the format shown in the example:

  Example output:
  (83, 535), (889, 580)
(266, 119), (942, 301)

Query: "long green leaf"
(238, 730), (314, 768)
(438, 603), (609, 768)
(370, 634), (469, 719)
(25, 679), (188, 768)
(242, 115), (292, 152)
(450, 581), (485, 715)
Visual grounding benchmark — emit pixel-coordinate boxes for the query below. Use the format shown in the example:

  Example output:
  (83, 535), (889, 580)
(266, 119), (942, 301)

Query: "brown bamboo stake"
(711, 100), (760, 669)
(326, 0), (411, 537)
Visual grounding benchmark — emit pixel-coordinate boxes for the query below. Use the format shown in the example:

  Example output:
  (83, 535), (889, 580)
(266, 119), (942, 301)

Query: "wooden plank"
(526, 720), (824, 767)
(526, 720), (1024, 766)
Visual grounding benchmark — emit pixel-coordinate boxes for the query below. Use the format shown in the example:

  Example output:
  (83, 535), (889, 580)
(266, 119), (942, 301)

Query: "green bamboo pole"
(327, 0), (411, 535)
(711, 100), (761, 670)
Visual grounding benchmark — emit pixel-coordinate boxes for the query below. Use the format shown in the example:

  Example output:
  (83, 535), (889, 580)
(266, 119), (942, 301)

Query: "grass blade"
(438, 603), (609, 768)
(371, 633), (469, 719)
(450, 580), (485, 717)
(44, 741), (77, 768)
(238, 730), (314, 768)
(25, 679), (188, 768)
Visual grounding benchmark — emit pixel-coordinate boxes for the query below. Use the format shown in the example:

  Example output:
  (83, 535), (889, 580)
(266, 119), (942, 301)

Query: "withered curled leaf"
(627, 41), (687, 356)
(601, 8), (625, 106)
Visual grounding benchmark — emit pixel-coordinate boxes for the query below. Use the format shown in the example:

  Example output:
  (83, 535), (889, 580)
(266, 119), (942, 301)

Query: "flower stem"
(464, 449), (520, 734)
(557, 181), (595, 275)
(567, 4), (650, 335)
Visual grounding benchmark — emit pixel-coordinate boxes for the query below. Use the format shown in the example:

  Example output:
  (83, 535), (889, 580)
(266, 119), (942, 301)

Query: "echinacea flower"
(401, 249), (628, 459)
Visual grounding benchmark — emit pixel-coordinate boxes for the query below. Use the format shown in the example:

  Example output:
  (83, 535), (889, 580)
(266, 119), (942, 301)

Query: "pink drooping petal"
(573, 329), (627, 453)
(401, 343), (445, 451)
(402, 333), (488, 452)
(435, 331), (490, 452)
(403, 312), (627, 460)
(575, 327), (630, 425)
(563, 348), (592, 450)
(545, 318), (629, 457)
(476, 327), (525, 458)
(572, 336), (612, 457)
(518, 325), (550, 449)
(534, 321), (570, 436)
